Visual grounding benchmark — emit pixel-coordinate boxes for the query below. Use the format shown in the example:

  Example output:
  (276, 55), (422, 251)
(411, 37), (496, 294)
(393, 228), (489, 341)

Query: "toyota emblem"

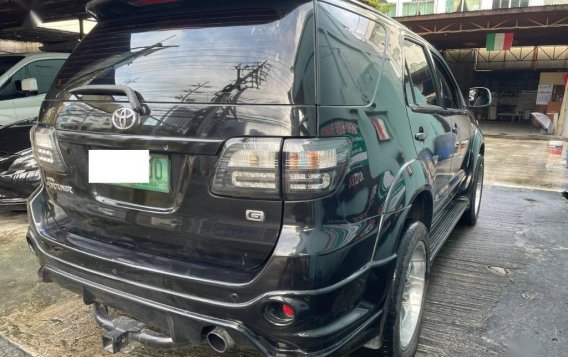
(111, 107), (138, 130)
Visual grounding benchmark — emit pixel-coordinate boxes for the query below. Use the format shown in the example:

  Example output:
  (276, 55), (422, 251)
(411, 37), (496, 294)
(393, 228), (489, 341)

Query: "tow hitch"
(93, 303), (188, 353)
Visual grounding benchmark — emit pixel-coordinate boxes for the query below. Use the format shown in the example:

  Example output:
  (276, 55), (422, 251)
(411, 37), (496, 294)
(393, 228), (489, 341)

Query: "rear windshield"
(0, 56), (24, 76)
(51, 3), (315, 105)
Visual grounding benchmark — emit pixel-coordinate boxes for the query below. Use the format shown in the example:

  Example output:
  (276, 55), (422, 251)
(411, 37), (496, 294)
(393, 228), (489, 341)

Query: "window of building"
(492, 0), (529, 9)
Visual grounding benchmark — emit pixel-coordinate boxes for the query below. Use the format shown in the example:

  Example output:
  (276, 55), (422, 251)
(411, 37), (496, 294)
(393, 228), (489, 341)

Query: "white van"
(0, 52), (68, 126)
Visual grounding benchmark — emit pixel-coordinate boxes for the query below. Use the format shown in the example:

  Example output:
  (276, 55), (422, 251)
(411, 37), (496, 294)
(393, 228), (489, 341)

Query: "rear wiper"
(64, 37), (178, 92)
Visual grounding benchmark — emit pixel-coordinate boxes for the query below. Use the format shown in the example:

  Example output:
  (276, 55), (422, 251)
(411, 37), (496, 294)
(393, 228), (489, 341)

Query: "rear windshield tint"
(51, 3), (315, 105)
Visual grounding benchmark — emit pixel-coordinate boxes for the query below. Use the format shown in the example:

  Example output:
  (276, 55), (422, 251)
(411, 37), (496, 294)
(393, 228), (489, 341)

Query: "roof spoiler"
(86, 0), (310, 21)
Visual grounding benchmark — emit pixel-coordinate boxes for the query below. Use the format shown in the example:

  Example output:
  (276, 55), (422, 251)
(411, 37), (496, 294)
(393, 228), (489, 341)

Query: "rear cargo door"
(39, 1), (316, 273)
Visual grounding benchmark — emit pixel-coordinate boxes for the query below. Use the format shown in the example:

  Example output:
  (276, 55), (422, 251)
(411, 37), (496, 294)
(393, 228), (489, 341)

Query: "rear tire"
(355, 221), (430, 357)
(462, 155), (484, 226)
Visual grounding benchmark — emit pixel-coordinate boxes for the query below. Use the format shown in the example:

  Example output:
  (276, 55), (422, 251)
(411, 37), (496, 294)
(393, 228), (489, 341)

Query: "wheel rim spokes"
(399, 241), (426, 349)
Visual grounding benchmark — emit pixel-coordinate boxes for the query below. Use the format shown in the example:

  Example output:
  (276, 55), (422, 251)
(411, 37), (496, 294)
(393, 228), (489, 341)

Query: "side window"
(26, 59), (66, 94)
(403, 40), (438, 106)
(0, 67), (25, 101)
(432, 56), (460, 109)
(0, 59), (65, 100)
(403, 65), (415, 105)
(318, 3), (387, 106)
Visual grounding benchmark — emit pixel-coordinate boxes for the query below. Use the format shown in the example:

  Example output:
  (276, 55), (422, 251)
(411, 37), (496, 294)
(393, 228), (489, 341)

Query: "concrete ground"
(479, 120), (566, 141)
(0, 135), (567, 357)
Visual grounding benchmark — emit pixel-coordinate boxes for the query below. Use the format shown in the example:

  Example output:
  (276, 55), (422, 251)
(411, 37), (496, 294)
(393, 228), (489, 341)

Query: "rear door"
(39, 1), (316, 274)
(430, 53), (471, 189)
(403, 39), (456, 213)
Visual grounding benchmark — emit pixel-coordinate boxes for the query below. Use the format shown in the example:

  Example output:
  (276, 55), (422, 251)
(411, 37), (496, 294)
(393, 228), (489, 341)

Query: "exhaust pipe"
(206, 327), (234, 353)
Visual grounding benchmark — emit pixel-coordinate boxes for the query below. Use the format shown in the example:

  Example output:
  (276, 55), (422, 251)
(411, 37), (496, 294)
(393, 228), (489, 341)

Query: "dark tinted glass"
(0, 56), (24, 76)
(433, 56), (460, 109)
(318, 2), (387, 106)
(403, 40), (438, 106)
(52, 3), (315, 105)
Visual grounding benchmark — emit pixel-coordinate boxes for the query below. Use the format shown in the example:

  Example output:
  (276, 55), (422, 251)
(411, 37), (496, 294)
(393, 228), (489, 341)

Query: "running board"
(429, 197), (469, 261)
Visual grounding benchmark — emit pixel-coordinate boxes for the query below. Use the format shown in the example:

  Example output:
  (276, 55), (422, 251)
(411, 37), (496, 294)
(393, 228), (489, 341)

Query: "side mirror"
(467, 87), (492, 109)
(21, 78), (38, 94)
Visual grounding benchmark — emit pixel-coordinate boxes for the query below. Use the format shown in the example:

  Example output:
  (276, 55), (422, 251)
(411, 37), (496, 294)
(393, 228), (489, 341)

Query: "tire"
(355, 221), (430, 357)
(462, 155), (484, 226)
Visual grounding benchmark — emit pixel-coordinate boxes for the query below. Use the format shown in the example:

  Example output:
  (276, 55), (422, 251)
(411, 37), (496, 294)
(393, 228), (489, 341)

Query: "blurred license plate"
(117, 154), (170, 193)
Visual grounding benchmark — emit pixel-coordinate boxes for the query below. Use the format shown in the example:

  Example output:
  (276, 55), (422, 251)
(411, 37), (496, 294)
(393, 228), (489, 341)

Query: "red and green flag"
(486, 33), (514, 51)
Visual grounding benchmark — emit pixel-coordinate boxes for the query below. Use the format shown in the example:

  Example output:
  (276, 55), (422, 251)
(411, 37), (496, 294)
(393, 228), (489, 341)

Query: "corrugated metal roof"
(0, 0), (89, 46)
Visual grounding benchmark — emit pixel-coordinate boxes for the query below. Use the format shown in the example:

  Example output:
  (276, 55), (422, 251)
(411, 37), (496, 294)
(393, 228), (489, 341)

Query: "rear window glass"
(51, 3), (315, 105)
(318, 3), (387, 106)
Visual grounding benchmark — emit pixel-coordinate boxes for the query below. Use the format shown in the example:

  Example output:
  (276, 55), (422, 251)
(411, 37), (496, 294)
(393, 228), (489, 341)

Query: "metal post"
(79, 18), (84, 40)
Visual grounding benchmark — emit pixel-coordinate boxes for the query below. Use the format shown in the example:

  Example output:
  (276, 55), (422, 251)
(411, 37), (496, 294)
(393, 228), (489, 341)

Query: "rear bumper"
(27, 188), (397, 356)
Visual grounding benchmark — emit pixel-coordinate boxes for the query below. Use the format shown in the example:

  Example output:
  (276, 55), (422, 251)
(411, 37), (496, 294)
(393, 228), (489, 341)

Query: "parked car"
(27, 1), (489, 356)
(0, 117), (39, 211)
(0, 52), (68, 126)
(0, 148), (39, 211)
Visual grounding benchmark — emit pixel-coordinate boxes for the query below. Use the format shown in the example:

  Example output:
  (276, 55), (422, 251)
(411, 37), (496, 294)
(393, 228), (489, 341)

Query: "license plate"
(116, 154), (171, 193)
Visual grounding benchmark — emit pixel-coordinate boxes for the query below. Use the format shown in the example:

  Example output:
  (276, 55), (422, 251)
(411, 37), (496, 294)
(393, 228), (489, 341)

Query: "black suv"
(27, 0), (489, 356)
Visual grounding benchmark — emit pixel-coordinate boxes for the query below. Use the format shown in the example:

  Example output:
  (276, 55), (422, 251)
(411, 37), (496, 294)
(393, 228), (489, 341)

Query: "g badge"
(246, 210), (265, 222)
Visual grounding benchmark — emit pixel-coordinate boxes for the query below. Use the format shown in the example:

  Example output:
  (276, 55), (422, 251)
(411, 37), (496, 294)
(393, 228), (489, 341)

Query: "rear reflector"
(30, 125), (66, 173)
(282, 304), (295, 318)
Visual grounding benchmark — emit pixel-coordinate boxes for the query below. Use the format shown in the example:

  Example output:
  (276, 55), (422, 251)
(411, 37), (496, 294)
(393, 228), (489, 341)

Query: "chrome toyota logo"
(111, 108), (138, 130)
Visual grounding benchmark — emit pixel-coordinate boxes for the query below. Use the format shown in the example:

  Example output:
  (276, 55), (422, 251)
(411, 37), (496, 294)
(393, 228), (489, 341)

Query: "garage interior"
(398, 4), (568, 138)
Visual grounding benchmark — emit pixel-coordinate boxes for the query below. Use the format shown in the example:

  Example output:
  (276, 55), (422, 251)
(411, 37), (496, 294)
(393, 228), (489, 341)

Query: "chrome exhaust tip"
(206, 327), (234, 353)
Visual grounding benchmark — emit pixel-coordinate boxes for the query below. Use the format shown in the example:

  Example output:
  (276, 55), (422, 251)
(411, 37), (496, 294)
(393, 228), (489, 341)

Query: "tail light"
(212, 137), (350, 200)
(30, 125), (66, 173)
(283, 138), (350, 200)
(211, 138), (282, 199)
